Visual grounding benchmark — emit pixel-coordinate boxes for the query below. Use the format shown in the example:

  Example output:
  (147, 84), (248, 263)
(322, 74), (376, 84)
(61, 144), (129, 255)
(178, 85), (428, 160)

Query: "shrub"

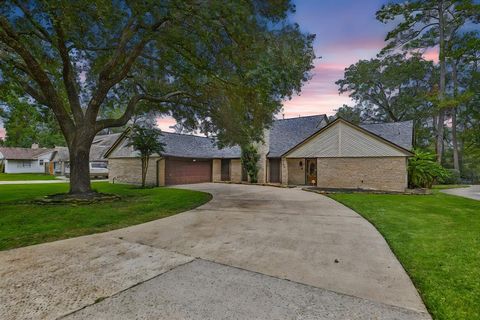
(408, 150), (450, 188)
(241, 144), (260, 183)
(127, 124), (165, 188)
(439, 169), (461, 185)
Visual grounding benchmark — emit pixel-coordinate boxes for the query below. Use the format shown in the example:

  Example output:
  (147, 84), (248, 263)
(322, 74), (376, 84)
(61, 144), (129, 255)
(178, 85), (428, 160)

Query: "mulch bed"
(33, 192), (122, 205)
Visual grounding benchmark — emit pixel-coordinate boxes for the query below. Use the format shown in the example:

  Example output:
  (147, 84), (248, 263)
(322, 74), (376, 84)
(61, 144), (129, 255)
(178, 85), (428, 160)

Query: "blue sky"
(281, 0), (396, 118)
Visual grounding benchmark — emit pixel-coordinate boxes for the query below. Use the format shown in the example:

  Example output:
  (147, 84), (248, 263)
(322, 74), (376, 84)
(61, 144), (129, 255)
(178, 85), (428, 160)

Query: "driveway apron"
(0, 183), (430, 319)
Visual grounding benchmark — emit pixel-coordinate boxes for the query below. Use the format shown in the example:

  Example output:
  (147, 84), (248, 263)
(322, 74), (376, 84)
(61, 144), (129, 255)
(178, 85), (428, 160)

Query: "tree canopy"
(0, 1), (315, 194)
(336, 0), (480, 182)
(336, 53), (436, 122)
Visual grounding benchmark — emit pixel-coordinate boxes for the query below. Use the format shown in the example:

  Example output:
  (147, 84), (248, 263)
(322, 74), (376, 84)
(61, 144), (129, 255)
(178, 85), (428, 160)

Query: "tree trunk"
(452, 109), (460, 170)
(436, 0), (446, 164)
(68, 134), (94, 195)
(452, 63), (460, 171)
(141, 156), (149, 188)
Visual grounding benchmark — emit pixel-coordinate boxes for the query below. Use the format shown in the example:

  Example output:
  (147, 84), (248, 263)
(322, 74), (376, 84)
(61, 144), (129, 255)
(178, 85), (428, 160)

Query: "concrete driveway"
(0, 183), (430, 320)
(441, 185), (480, 201)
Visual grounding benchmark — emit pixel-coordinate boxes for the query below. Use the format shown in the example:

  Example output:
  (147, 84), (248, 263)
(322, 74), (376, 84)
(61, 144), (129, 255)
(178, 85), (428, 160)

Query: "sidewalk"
(0, 179), (107, 185)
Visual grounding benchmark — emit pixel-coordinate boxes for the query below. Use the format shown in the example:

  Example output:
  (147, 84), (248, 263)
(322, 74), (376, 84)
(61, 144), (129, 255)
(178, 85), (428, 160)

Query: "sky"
(0, 0), (433, 139)
(158, 0), (398, 131)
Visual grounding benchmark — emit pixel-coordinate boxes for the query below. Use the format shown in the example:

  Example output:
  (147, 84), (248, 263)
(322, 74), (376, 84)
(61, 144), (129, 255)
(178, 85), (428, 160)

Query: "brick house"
(105, 115), (413, 192)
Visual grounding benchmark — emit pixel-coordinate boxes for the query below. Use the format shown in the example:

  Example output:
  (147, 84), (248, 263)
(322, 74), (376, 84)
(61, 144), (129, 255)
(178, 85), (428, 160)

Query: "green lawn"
(0, 182), (211, 251)
(0, 173), (58, 181)
(329, 191), (480, 320)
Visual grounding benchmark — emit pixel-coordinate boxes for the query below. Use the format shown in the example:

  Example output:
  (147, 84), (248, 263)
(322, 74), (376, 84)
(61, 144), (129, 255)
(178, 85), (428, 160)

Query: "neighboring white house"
(0, 145), (56, 174)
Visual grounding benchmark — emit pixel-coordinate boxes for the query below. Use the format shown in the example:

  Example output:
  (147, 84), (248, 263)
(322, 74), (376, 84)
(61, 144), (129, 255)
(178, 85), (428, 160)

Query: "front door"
(305, 159), (317, 186)
(269, 158), (281, 183)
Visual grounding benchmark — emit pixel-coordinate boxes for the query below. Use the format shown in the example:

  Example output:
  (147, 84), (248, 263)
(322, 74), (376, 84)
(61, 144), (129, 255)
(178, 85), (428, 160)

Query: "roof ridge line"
(162, 131), (213, 139)
(360, 120), (413, 125)
(274, 114), (326, 122)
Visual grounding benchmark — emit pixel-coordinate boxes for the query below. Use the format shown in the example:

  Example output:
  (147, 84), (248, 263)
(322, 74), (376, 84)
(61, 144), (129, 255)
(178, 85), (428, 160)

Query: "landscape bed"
(329, 191), (480, 320)
(0, 182), (211, 251)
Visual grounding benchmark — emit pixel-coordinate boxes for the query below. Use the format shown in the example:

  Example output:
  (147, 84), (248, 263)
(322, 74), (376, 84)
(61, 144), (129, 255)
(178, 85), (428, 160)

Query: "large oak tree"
(336, 53), (436, 123)
(0, 1), (314, 194)
(376, 0), (480, 162)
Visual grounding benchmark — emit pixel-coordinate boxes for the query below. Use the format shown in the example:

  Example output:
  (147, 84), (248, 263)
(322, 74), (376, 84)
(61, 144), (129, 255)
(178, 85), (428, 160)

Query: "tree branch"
(85, 18), (169, 125)
(94, 91), (185, 131)
(23, 83), (48, 105)
(0, 16), (75, 139)
(52, 18), (84, 124)
(13, 0), (53, 43)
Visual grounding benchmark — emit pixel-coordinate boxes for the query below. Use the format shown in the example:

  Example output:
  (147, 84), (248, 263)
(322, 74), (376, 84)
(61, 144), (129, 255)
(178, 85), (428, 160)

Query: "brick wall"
(281, 158), (288, 185)
(316, 157), (407, 192)
(287, 158), (305, 185)
(108, 157), (160, 186)
(230, 159), (242, 182)
(212, 159), (221, 182)
(158, 159), (165, 186)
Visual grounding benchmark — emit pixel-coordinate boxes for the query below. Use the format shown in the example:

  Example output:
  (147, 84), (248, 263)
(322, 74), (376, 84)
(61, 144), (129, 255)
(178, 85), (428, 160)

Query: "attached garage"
(165, 157), (212, 185)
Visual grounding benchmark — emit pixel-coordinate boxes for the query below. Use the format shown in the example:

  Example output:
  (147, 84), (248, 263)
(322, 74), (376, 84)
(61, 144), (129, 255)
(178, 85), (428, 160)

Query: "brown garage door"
(165, 157), (212, 185)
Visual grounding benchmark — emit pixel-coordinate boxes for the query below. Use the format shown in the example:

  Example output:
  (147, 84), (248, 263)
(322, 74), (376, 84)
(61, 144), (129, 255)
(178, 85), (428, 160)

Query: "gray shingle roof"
(0, 147), (55, 160)
(53, 133), (122, 162)
(107, 116), (413, 160)
(110, 132), (241, 159)
(52, 147), (69, 162)
(268, 115), (327, 157)
(360, 121), (413, 151)
(92, 133), (122, 148)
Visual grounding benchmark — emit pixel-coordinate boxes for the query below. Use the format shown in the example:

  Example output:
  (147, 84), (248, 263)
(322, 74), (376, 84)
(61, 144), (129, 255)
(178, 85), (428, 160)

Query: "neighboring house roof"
(0, 147), (55, 160)
(109, 131), (241, 159)
(360, 121), (413, 151)
(52, 147), (69, 162)
(53, 133), (122, 162)
(268, 115), (328, 157)
(92, 133), (122, 148)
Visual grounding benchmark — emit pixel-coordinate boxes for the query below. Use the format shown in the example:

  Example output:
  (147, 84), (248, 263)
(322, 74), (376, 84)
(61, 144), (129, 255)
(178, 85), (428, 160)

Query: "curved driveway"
(441, 185), (480, 201)
(1, 183), (430, 319)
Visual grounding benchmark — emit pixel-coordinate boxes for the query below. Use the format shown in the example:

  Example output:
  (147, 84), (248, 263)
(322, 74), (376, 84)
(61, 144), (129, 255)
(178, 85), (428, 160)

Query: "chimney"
(31, 143), (39, 149)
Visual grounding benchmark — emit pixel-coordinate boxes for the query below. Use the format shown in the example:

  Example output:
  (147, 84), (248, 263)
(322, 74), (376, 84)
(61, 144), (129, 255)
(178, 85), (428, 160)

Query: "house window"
(17, 161), (32, 168)
(39, 160), (44, 166)
(309, 162), (315, 175)
(91, 162), (107, 169)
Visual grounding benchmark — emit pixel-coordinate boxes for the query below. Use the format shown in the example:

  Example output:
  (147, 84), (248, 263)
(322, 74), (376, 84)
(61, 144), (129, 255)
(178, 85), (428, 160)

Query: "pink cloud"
(156, 117), (177, 132)
(423, 48), (439, 63)
(282, 59), (352, 117)
(321, 38), (385, 53)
